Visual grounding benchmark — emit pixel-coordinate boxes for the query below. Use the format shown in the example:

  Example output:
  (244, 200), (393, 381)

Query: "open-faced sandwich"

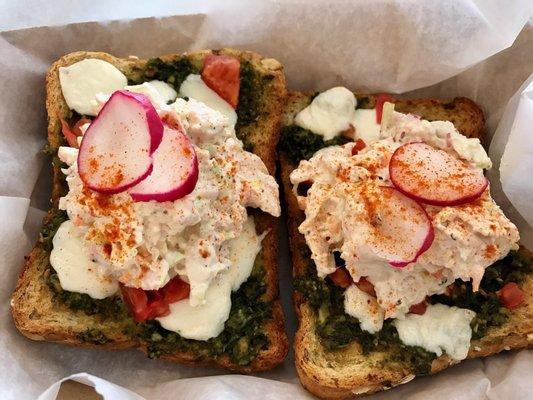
(279, 88), (532, 398)
(11, 49), (289, 372)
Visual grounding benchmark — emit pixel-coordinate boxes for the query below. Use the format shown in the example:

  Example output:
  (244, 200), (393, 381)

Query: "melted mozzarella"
(147, 80), (177, 103)
(155, 216), (265, 340)
(50, 220), (118, 299)
(353, 109), (381, 144)
(157, 272), (233, 340)
(179, 74), (237, 126)
(344, 283), (384, 333)
(295, 87), (356, 140)
(59, 59), (127, 116)
(125, 81), (177, 109)
(393, 303), (475, 360)
(227, 217), (265, 291)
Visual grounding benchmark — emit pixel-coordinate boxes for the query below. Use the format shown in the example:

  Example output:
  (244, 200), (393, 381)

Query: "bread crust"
(11, 49), (288, 372)
(280, 91), (532, 398)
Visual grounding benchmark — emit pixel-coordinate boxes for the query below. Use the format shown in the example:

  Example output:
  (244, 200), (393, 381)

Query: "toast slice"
(279, 92), (533, 398)
(11, 49), (289, 372)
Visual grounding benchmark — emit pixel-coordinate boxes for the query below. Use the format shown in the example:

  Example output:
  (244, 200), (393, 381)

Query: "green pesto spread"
(40, 210), (68, 252)
(295, 246), (531, 375)
(129, 57), (269, 153)
(236, 61), (267, 127)
(235, 60), (273, 152)
(129, 57), (199, 89)
(77, 328), (110, 345)
(279, 125), (351, 162)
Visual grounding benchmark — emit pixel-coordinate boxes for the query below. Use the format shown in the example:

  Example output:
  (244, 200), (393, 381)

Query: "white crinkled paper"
(489, 75), (533, 249)
(0, 1), (532, 399)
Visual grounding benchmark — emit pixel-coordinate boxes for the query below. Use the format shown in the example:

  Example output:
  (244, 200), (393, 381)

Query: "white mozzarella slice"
(59, 59), (127, 116)
(179, 74), (237, 126)
(50, 220), (118, 299)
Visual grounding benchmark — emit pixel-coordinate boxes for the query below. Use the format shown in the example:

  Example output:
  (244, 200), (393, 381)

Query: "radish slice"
(389, 142), (488, 206)
(365, 186), (434, 268)
(129, 123), (198, 202)
(78, 90), (163, 194)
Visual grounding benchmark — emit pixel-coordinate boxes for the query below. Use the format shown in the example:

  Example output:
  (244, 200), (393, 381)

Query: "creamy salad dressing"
(291, 89), (519, 360)
(52, 59), (279, 340)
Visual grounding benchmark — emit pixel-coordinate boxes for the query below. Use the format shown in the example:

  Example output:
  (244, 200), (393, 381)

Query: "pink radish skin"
(364, 186), (434, 268)
(77, 91), (164, 194)
(129, 123), (199, 202)
(121, 91), (164, 153)
(389, 142), (488, 206)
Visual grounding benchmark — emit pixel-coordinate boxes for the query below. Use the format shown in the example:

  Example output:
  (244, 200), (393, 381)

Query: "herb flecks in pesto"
(236, 60), (267, 129)
(481, 250), (532, 291)
(279, 125), (351, 162)
(139, 273), (271, 365)
(40, 211), (68, 252)
(233, 60), (271, 152)
(77, 328), (109, 345)
(355, 95), (374, 109)
(140, 58), (199, 89)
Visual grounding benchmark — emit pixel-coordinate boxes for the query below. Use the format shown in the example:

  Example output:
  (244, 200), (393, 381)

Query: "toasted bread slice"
(11, 49), (288, 372)
(280, 92), (533, 398)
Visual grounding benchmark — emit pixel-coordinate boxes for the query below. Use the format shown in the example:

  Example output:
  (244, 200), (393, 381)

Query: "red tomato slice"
(329, 268), (353, 289)
(375, 94), (393, 124)
(201, 54), (240, 108)
(58, 116), (90, 148)
(408, 300), (427, 315)
(499, 282), (524, 310)
(120, 276), (190, 322)
(72, 117), (91, 136)
(355, 277), (376, 297)
(160, 276), (190, 304)
(59, 117), (80, 148)
(120, 285), (150, 322)
(144, 291), (171, 320)
(351, 139), (367, 155)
